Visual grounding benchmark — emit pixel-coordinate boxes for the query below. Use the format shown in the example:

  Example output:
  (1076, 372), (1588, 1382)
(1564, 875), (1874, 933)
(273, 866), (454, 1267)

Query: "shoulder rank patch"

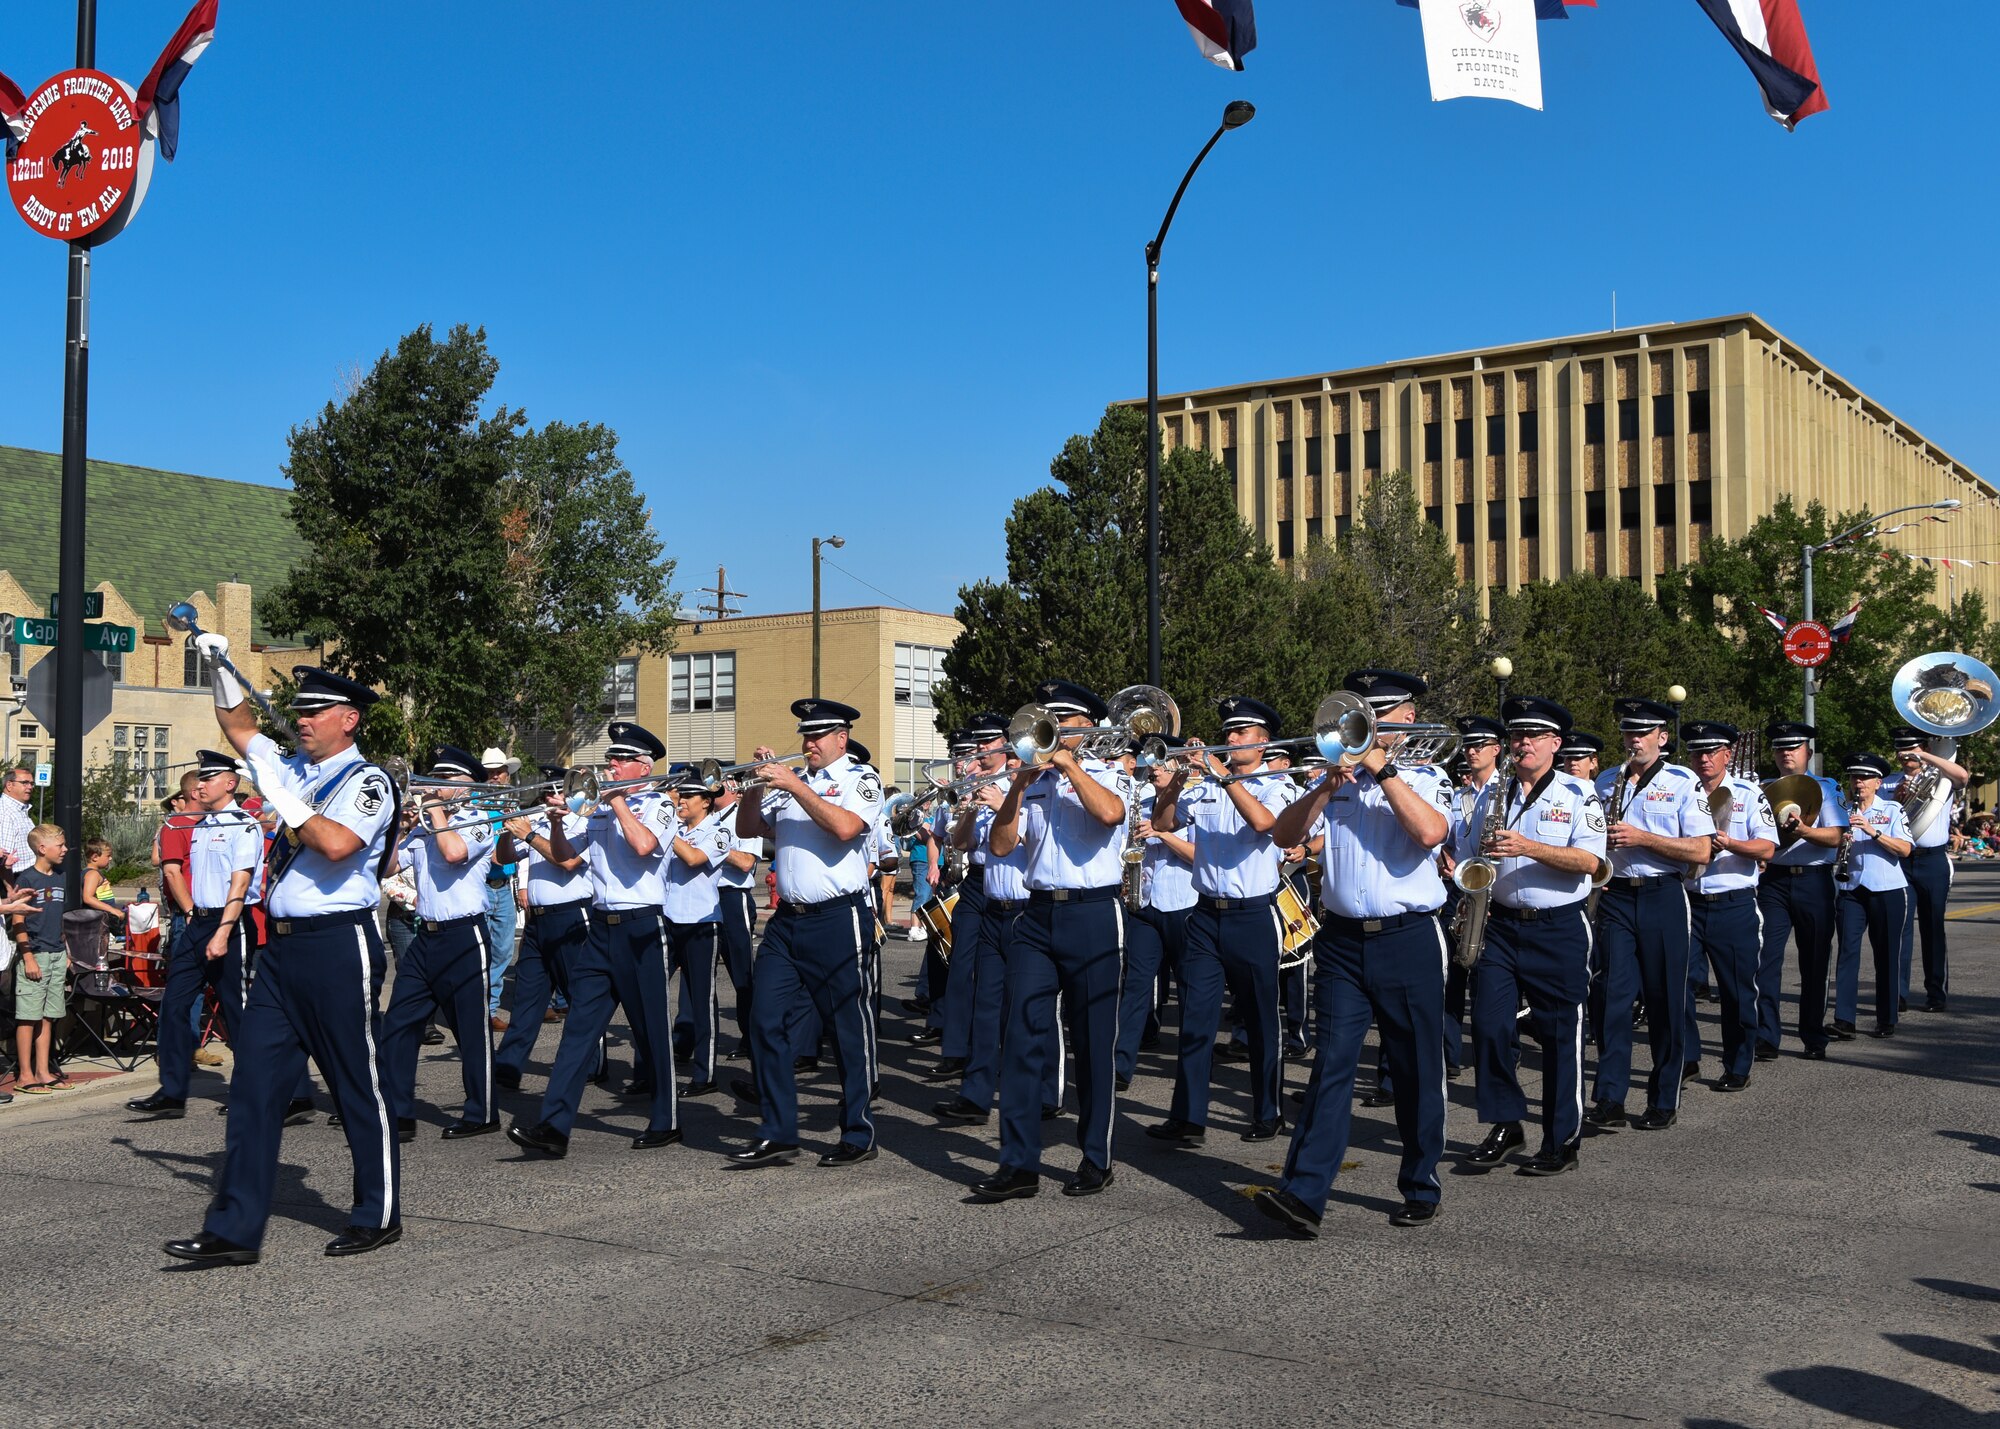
(356, 774), (390, 817)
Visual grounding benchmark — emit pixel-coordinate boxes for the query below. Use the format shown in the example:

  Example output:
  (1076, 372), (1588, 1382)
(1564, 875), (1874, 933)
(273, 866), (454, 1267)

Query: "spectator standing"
(0, 766), (35, 872)
(481, 749), (521, 1031)
(10, 825), (70, 1094)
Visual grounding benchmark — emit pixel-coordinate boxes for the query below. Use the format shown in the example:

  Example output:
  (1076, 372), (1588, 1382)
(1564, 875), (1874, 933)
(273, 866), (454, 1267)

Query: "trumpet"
(412, 791), (592, 839)
(578, 751), (814, 804)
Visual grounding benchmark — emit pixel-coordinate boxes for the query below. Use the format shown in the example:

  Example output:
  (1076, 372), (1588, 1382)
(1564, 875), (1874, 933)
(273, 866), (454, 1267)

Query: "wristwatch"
(1375, 763), (1400, 782)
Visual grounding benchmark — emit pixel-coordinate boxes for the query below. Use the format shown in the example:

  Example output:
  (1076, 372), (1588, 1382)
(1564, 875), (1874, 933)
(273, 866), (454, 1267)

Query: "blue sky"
(3, 3), (1988, 614)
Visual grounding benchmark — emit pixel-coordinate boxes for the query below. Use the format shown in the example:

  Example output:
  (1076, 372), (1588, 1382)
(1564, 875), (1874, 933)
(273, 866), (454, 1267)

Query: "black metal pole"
(54, 0), (97, 907)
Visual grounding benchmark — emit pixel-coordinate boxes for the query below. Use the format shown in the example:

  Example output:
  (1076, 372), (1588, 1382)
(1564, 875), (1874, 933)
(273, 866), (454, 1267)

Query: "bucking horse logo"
(52, 124), (97, 189)
(1459, 1), (1502, 42)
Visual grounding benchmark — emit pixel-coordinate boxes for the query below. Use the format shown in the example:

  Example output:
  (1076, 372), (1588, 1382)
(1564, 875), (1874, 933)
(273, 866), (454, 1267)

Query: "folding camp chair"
(60, 909), (161, 1073)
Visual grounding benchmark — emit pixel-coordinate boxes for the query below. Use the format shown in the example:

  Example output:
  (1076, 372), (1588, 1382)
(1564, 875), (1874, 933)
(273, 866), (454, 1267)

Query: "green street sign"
(12, 615), (58, 646)
(83, 622), (136, 654)
(49, 592), (104, 618)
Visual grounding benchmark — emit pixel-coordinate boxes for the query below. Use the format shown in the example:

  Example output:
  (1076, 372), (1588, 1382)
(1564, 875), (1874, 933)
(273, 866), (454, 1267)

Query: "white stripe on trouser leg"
(237, 920), (250, 1016)
(1666, 887), (1690, 1111)
(657, 921), (678, 1124)
(1268, 906), (1285, 1102)
(705, 934), (719, 1080)
(472, 923), (493, 1122)
(1053, 993), (1067, 1104)
(1100, 903), (1126, 1165)
(1427, 917), (1448, 1191)
(1578, 908), (1593, 1133)
(849, 906), (874, 1141)
(353, 926), (395, 1230)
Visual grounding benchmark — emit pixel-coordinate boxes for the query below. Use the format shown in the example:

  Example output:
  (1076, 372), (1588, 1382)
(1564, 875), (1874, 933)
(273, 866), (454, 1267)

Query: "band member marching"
(664, 765), (732, 1097)
(495, 768), (597, 1093)
(929, 713), (1009, 1078)
(1587, 698), (1713, 1133)
(1458, 697), (1606, 1176)
(1835, 753), (1914, 1038)
(1255, 670), (1454, 1237)
(164, 662), (401, 1267)
(1882, 725), (1966, 1012)
(1114, 739), (1195, 1090)
(1755, 723), (1848, 1059)
(1679, 723), (1777, 1091)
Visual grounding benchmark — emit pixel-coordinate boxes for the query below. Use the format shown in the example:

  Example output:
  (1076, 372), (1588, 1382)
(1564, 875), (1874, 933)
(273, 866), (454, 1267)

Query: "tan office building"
(1141, 314), (1995, 616)
(600, 606), (964, 793)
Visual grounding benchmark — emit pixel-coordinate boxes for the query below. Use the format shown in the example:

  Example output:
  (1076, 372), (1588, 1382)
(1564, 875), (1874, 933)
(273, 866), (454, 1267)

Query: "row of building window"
(1274, 481), (1715, 558)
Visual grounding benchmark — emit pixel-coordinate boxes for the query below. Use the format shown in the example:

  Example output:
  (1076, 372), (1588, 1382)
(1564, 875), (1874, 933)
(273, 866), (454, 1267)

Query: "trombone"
(1203, 692), (1460, 782)
(580, 751), (812, 803)
(1007, 684), (1182, 765)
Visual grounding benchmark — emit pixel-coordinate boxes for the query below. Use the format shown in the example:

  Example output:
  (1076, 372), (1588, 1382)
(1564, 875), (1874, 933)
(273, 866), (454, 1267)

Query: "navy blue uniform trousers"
(1758, 865), (1837, 1053)
(205, 910), (398, 1249)
(1472, 903), (1590, 1156)
(1590, 879), (1691, 1113)
(749, 892), (875, 1148)
(938, 874), (987, 1057)
(382, 914), (494, 1126)
(1901, 846), (1951, 1002)
(668, 921), (722, 1084)
(1281, 911), (1448, 1216)
(718, 887), (758, 1064)
(1838, 885), (1910, 1033)
(998, 891), (1123, 1175)
(958, 897), (1062, 1112)
(1115, 903), (1187, 1080)
(536, 908), (677, 1136)
(496, 899), (593, 1081)
(1682, 889), (1762, 1078)
(1171, 897), (1285, 1128)
(158, 913), (252, 1100)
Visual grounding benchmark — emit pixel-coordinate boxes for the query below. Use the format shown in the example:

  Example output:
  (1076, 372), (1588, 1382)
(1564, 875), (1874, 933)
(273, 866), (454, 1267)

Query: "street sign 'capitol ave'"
(6, 69), (155, 244)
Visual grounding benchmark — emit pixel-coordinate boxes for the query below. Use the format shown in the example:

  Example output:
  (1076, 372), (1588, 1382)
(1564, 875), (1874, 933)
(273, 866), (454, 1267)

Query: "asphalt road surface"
(6, 871), (1999, 1427)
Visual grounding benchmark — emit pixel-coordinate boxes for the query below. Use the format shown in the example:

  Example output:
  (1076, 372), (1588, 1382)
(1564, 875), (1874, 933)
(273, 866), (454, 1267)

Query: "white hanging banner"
(1418, 0), (1544, 111)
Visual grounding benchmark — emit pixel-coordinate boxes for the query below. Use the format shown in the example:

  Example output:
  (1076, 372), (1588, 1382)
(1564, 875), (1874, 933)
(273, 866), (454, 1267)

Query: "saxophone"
(1120, 782), (1147, 911)
(1450, 752), (1513, 969)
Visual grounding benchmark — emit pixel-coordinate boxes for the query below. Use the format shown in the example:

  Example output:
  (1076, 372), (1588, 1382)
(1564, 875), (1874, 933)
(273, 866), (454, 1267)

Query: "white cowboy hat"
(480, 747), (522, 775)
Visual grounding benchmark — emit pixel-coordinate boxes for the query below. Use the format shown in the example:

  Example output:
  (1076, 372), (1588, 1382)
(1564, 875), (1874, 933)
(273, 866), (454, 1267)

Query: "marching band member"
(1264, 747), (1314, 1061)
(1588, 699), (1713, 1132)
(1147, 697), (1297, 1144)
(1835, 753), (1914, 1039)
(507, 721), (680, 1158)
(1883, 725), (1965, 1012)
(1680, 724), (1777, 1092)
(729, 699), (883, 1168)
(1438, 715), (1504, 1088)
(712, 774), (766, 1071)
(1114, 739), (1195, 1090)
(971, 680), (1131, 1202)
(495, 768), (596, 1092)
(165, 664), (401, 1266)
(1755, 723), (1848, 1059)
(1255, 670), (1453, 1237)
(909, 729), (978, 1053)
(1557, 731), (1604, 783)
(665, 766), (732, 1097)
(928, 713), (1008, 1078)
(382, 745), (508, 1141)
(1459, 697), (1606, 1176)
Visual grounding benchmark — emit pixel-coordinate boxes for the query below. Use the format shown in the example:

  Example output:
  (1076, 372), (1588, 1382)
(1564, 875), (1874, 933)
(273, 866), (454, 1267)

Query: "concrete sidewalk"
(3, 872), (1998, 1427)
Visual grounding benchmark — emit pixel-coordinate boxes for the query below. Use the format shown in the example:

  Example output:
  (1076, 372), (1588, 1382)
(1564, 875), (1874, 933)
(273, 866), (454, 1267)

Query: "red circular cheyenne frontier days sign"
(1783, 620), (1833, 669)
(6, 69), (144, 242)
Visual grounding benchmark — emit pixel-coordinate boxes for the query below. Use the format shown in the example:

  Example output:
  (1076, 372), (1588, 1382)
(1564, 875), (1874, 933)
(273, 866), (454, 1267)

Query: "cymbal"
(1762, 774), (1823, 845)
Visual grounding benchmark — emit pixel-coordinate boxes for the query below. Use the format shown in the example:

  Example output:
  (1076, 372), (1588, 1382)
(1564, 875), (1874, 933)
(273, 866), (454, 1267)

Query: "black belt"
(1909, 845), (1950, 857)
(190, 905), (245, 919)
(486, 875), (515, 887)
(1197, 892), (1276, 912)
(1607, 874), (1671, 890)
(526, 896), (591, 919)
(599, 907), (662, 926)
(1319, 908), (1438, 937)
(1027, 886), (1119, 905)
(268, 908), (375, 936)
(987, 897), (1029, 915)
(1490, 900), (1585, 923)
(419, 911), (486, 934)
(1689, 887), (1756, 906)
(774, 891), (869, 917)
(1763, 863), (1832, 879)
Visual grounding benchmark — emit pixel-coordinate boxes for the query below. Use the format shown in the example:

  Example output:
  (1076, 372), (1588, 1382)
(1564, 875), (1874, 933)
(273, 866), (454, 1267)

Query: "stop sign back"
(1783, 620), (1833, 669)
(6, 69), (153, 244)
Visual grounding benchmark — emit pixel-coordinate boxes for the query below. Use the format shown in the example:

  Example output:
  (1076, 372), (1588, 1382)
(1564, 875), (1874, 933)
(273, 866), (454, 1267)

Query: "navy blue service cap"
(428, 744), (483, 779)
(1033, 680), (1107, 721)
(1217, 696), (1282, 733)
(290, 666), (378, 712)
(792, 698), (861, 734)
(604, 721), (666, 761)
(1344, 668), (1428, 709)
(1456, 714), (1504, 745)
(947, 728), (978, 756)
(1845, 752), (1892, 778)
(1765, 721), (1815, 748)
(847, 739), (873, 768)
(1502, 697), (1571, 734)
(1681, 721), (1738, 753)
(670, 763), (720, 795)
(1891, 725), (1927, 749)
(537, 763), (569, 782)
(1557, 729), (1603, 759)
(965, 710), (1009, 742)
(194, 748), (240, 777)
(1612, 697), (1673, 732)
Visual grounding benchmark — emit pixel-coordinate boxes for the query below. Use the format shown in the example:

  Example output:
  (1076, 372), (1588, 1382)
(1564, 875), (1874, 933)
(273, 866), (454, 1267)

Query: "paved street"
(6, 873), (1999, 1428)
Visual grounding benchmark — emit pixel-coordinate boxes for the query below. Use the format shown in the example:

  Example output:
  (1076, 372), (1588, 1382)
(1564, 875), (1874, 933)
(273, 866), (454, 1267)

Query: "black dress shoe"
(1115, 1074), (1132, 1092)
(729, 1077), (762, 1104)
(793, 1056), (820, 1073)
(1145, 1117), (1206, 1145)
(1390, 1199), (1440, 1227)
(819, 1141), (877, 1167)
(1214, 1042), (1251, 1064)
(397, 1118), (418, 1144)
(908, 1027), (943, 1047)
(899, 996), (932, 1016)
(494, 1066), (523, 1090)
(1831, 1020), (1857, 1040)
(1870, 1024), (1896, 1038)
(442, 1118), (501, 1140)
(632, 1127), (683, 1150)
(1753, 1041), (1781, 1063)
(621, 1078), (654, 1099)
(325, 1224), (402, 1257)
(970, 1167), (1041, 1201)
(1898, 996), (1908, 1013)
(284, 1097), (317, 1126)
(1446, 1065), (1464, 1082)
(1800, 1046), (1828, 1061)
(1584, 1101), (1628, 1129)
(1519, 1145), (1579, 1177)
(1465, 1121), (1524, 1167)
(1681, 1062), (1701, 1084)
(163, 1231), (258, 1267)
(1632, 1107), (1677, 1131)
(727, 1139), (799, 1166)
(1241, 1117), (1285, 1143)
(328, 1112), (344, 1128)
(932, 1096), (989, 1123)
(1062, 1159), (1113, 1197)
(921, 1057), (968, 1083)
(1361, 1087), (1396, 1108)
(1253, 1187), (1322, 1238)
(684, 1079), (718, 1098)
(1926, 996), (1948, 1012)
(507, 1120), (569, 1158)
(420, 1027), (446, 1047)
(1716, 1072), (1749, 1092)
(127, 1092), (187, 1118)
(1040, 1104), (1065, 1121)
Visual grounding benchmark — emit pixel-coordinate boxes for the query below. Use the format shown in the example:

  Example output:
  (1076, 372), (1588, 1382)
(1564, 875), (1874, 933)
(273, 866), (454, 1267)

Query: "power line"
(818, 555), (927, 614)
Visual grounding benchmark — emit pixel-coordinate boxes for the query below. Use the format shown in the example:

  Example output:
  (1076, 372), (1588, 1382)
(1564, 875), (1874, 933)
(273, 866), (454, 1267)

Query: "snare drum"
(915, 890), (959, 962)
(1275, 882), (1318, 971)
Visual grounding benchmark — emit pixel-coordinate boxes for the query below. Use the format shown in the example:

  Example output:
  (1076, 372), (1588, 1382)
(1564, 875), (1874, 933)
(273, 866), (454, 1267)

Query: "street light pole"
(811, 534), (844, 698)
(1146, 99), (1255, 688)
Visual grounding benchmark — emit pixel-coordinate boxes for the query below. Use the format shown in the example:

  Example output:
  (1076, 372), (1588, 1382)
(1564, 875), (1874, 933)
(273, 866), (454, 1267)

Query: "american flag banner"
(1692, 0), (1827, 128)
(1174, 0), (1258, 71)
(0, 69), (28, 161)
(1829, 598), (1861, 643)
(1757, 605), (1792, 633)
(134, 0), (219, 162)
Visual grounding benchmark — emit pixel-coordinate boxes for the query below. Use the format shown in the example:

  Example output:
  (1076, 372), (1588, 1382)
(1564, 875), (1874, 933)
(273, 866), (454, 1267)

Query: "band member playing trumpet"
(495, 769), (597, 1094)
(1756, 723), (1848, 1059)
(1588, 699), (1713, 1132)
(1882, 725), (1967, 1012)
(1114, 740), (1196, 1089)
(1255, 670), (1454, 1237)
(1147, 697), (1298, 1145)
(1460, 698), (1606, 1176)
(1680, 724), (1777, 1092)
(930, 712), (1010, 1080)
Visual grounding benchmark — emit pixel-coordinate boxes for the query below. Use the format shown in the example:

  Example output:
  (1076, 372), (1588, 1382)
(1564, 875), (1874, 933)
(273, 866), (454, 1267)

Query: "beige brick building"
(1141, 314), (1994, 616)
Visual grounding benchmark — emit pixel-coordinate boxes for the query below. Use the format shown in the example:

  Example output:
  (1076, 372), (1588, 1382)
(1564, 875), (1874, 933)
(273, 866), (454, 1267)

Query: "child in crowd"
(80, 837), (125, 926)
(10, 824), (70, 1094)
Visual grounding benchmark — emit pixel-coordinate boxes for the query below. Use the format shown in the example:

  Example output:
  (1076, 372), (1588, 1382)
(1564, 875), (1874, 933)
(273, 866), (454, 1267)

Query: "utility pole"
(694, 565), (745, 621)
